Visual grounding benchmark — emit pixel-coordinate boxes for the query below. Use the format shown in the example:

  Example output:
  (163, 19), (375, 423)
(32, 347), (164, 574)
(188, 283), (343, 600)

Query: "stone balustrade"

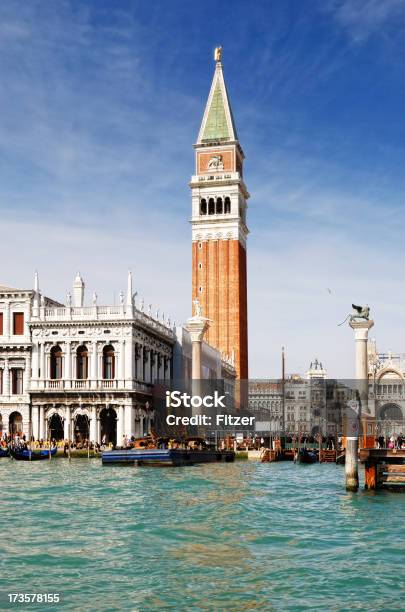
(31, 305), (175, 340)
(29, 379), (153, 393)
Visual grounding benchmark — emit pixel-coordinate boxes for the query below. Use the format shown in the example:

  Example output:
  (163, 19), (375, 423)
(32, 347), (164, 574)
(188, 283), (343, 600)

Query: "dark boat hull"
(298, 449), (318, 464)
(10, 447), (57, 461)
(102, 448), (235, 466)
(0, 448), (9, 458)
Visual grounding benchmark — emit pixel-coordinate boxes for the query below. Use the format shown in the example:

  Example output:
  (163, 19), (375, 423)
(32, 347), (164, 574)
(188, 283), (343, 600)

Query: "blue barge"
(102, 448), (235, 466)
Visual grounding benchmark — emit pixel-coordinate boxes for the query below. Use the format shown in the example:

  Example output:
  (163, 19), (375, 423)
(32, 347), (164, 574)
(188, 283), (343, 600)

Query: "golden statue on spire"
(214, 46), (222, 62)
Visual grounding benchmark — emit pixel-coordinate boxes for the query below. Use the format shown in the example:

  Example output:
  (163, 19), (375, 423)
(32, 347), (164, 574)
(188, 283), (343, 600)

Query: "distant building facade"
(368, 339), (405, 432)
(248, 360), (341, 436)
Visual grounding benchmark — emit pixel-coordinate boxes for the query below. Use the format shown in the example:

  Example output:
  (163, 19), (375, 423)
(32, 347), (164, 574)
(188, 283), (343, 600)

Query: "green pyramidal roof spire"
(197, 48), (238, 144)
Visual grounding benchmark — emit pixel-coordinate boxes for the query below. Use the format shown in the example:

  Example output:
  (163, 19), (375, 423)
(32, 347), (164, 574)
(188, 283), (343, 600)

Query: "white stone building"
(0, 272), (235, 445)
(0, 280), (62, 437)
(0, 272), (175, 445)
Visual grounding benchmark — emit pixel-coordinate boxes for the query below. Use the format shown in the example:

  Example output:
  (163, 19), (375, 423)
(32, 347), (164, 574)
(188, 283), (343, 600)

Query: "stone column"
(96, 416), (101, 445)
(46, 353), (50, 381)
(347, 319), (374, 492)
(39, 342), (45, 387)
(157, 355), (163, 381)
(143, 347), (150, 382)
(149, 351), (154, 384)
(90, 405), (97, 442)
(3, 361), (10, 396)
(32, 405), (39, 440)
(124, 404), (134, 438)
(64, 341), (71, 389)
(139, 345), (144, 381)
(139, 414), (144, 437)
(31, 343), (39, 388)
(165, 357), (171, 381)
(350, 320), (374, 381)
(134, 413), (140, 438)
(134, 344), (138, 380)
(4, 302), (10, 338)
(184, 317), (209, 382)
(184, 316), (209, 436)
(24, 351), (31, 394)
(39, 405), (45, 440)
(116, 405), (124, 447)
(119, 340), (125, 385)
(91, 342), (97, 388)
(64, 407), (71, 440)
(125, 338), (133, 389)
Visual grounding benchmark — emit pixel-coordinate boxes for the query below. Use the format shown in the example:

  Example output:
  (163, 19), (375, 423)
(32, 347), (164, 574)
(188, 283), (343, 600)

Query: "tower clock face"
(197, 149), (234, 174)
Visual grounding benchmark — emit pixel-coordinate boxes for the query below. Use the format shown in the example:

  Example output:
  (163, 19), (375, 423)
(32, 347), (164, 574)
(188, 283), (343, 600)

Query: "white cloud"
(325, 0), (405, 42)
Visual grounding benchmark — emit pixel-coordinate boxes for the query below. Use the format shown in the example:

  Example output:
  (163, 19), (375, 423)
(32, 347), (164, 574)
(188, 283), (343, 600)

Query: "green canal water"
(0, 459), (404, 611)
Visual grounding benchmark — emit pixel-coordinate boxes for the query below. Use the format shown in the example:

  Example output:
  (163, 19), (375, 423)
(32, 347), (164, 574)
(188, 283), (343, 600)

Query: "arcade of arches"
(31, 403), (153, 445)
(48, 409), (117, 444)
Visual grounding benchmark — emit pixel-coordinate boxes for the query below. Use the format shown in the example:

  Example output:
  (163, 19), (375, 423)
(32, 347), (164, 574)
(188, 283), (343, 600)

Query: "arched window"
(9, 411), (22, 435)
(100, 407), (117, 445)
(103, 345), (115, 380)
(216, 197), (223, 214)
(49, 413), (64, 440)
(76, 345), (88, 380)
(200, 198), (207, 215)
(208, 198), (215, 215)
(224, 197), (231, 213)
(50, 345), (63, 380)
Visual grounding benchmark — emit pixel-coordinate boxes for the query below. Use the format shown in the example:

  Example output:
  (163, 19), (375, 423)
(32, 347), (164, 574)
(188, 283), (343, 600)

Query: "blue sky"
(1, 0), (405, 377)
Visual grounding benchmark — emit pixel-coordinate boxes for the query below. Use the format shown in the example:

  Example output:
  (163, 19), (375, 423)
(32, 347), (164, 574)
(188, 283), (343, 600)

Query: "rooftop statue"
(214, 46), (222, 62)
(193, 297), (202, 318)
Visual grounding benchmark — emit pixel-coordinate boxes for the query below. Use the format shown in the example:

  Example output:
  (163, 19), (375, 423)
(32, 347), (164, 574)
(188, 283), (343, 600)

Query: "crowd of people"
(1, 430), (404, 453)
(376, 434), (403, 449)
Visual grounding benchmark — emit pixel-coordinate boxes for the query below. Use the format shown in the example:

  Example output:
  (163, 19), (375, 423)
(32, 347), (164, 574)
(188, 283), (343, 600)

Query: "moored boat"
(0, 447), (9, 458)
(298, 448), (318, 464)
(102, 447), (235, 466)
(10, 447), (58, 461)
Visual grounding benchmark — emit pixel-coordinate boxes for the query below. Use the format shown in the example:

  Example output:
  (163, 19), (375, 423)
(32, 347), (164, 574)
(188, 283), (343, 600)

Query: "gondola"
(10, 447), (57, 461)
(298, 448), (318, 464)
(0, 447), (9, 458)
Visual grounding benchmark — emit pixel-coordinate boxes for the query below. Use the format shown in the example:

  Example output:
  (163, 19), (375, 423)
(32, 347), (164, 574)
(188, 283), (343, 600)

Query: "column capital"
(184, 317), (209, 343)
(349, 319), (374, 340)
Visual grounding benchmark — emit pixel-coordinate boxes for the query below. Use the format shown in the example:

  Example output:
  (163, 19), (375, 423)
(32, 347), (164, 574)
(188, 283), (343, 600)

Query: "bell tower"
(191, 48), (249, 379)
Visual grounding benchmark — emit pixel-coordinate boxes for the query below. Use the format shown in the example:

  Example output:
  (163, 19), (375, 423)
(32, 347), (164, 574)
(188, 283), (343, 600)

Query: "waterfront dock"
(258, 445), (337, 463)
(360, 449), (405, 490)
